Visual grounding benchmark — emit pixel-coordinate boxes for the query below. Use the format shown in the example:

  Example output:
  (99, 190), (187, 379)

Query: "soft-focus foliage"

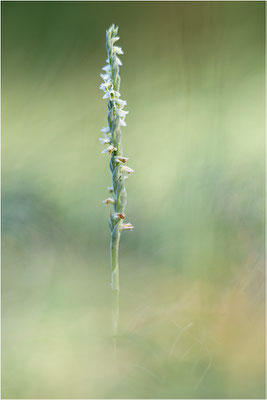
(2, 2), (265, 398)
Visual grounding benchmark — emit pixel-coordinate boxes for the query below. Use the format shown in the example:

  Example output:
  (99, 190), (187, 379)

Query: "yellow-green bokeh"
(2, 1), (265, 398)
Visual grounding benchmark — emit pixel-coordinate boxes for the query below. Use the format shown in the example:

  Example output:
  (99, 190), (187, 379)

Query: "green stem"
(111, 224), (121, 337)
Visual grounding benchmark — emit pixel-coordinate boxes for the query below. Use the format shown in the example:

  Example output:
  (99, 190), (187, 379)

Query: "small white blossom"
(110, 90), (120, 99)
(103, 197), (115, 205)
(102, 144), (117, 154)
(115, 99), (127, 107)
(102, 92), (110, 99)
(103, 90), (120, 100)
(100, 73), (110, 81)
(121, 165), (134, 175)
(99, 137), (111, 145)
(114, 212), (125, 220)
(111, 36), (120, 44)
(115, 56), (122, 66)
(120, 119), (127, 127)
(115, 156), (129, 163)
(113, 46), (124, 55)
(121, 223), (134, 231)
(100, 81), (113, 91)
(116, 109), (129, 118)
(101, 127), (110, 134)
(102, 65), (111, 72)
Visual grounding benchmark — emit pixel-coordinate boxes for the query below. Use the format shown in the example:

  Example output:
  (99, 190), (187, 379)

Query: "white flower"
(113, 46), (123, 55)
(120, 119), (127, 127)
(100, 73), (110, 81)
(99, 137), (111, 145)
(107, 186), (113, 193)
(102, 144), (117, 154)
(103, 197), (115, 205)
(102, 92), (110, 99)
(115, 56), (122, 66)
(115, 156), (129, 163)
(103, 90), (120, 100)
(121, 165), (134, 175)
(110, 90), (120, 99)
(121, 223), (134, 231)
(116, 109), (128, 118)
(101, 127), (110, 134)
(111, 36), (120, 44)
(114, 212), (125, 220)
(100, 81), (113, 91)
(102, 64), (111, 72)
(115, 98), (127, 107)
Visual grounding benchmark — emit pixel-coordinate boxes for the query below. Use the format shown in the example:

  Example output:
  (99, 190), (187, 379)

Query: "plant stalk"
(99, 24), (133, 344)
(111, 224), (121, 337)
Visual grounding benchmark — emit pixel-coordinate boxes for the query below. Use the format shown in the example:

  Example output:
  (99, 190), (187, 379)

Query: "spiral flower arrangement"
(99, 24), (134, 337)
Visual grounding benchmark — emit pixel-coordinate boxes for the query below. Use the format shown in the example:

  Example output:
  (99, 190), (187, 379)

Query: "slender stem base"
(111, 230), (120, 368)
(111, 226), (121, 339)
(112, 288), (119, 337)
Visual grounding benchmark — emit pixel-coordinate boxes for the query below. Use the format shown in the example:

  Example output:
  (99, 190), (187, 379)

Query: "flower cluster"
(99, 24), (134, 238)
(99, 26), (128, 147)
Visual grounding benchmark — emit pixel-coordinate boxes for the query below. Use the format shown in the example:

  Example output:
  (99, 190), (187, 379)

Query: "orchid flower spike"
(99, 25), (134, 339)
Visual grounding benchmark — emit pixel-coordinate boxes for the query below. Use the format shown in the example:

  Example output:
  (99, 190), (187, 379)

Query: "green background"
(2, 1), (265, 398)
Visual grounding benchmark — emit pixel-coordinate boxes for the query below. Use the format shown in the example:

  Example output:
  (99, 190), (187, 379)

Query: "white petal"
(111, 36), (120, 44)
(100, 73), (110, 81)
(120, 119), (127, 126)
(116, 109), (129, 118)
(108, 90), (121, 101)
(103, 197), (115, 205)
(113, 46), (123, 55)
(99, 137), (110, 145)
(116, 99), (127, 107)
(101, 127), (110, 133)
(102, 65), (111, 72)
(121, 223), (134, 231)
(122, 166), (134, 174)
(116, 56), (122, 66)
(100, 81), (113, 92)
(102, 145), (117, 154)
(116, 156), (129, 163)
